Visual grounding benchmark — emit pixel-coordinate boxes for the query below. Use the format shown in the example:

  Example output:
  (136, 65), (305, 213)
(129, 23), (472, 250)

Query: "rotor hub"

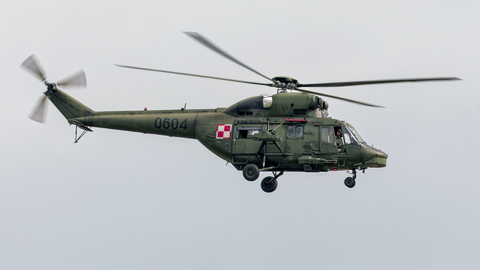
(44, 81), (58, 92)
(272, 76), (299, 91)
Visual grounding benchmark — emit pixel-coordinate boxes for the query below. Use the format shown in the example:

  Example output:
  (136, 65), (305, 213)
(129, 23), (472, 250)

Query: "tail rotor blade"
(29, 95), (48, 123)
(20, 54), (47, 82)
(57, 70), (87, 88)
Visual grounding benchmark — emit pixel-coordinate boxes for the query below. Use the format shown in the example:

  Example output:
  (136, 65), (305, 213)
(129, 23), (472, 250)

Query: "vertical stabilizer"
(47, 88), (95, 120)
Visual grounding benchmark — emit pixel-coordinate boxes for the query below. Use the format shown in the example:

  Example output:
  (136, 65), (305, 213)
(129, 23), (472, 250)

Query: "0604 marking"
(155, 118), (187, 130)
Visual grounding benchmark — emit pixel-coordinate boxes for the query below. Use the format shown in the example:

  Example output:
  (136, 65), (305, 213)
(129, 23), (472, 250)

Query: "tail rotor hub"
(44, 81), (58, 92)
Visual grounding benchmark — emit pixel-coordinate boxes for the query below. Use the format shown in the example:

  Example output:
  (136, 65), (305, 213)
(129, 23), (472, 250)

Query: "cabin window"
(287, 125), (304, 139)
(320, 127), (334, 144)
(295, 125), (304, 138)
(287, 126), (294, 139)
(237, 127), (261, 139)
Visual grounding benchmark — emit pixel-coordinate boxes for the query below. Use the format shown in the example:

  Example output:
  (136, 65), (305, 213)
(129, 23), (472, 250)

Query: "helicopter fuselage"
(50, 88), (387, 177)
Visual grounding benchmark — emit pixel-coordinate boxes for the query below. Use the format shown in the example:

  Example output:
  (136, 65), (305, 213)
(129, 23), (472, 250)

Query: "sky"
(1, 0), (480, 269)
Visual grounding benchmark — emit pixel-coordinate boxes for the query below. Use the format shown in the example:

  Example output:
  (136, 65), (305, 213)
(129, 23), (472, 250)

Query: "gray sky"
(1, 0), (480, 269)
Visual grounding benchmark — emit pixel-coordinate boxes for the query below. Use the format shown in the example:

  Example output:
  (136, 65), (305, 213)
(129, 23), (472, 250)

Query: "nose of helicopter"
(363, 145), (388, 168)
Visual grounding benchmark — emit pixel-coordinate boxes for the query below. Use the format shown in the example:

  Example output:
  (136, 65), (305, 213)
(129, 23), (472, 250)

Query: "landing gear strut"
(261, 171), (283, 193)
(344, 170), (357, 188)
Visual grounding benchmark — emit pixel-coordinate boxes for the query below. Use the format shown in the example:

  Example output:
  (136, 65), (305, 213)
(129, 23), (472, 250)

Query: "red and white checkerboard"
(216, 124), (232, 139)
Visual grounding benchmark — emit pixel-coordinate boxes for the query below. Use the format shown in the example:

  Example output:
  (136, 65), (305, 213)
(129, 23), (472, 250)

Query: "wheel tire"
(243, 164), (260, 181)
(261, 176), (278, 193)
(344, 177), (356, 188)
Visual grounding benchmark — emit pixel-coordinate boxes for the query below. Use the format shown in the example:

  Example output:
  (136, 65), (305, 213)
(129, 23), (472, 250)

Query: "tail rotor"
(21, 54), (87, 123)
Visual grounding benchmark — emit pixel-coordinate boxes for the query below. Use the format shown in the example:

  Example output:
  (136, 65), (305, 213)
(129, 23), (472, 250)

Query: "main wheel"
(243, 164), (260, 181)
(261, 176), (278, 193)
(344, 177), (356, 188)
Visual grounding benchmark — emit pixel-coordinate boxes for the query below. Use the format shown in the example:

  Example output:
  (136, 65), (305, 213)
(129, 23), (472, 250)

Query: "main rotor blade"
(296, 88), (384, 108)
(184, 32), (274, 83)
(57, 70), (87, 88)
(29, 95), (48, 123)
(298, 77), (461, 88)
(20, 54), (47, 82)
(115, 64), (271, 87)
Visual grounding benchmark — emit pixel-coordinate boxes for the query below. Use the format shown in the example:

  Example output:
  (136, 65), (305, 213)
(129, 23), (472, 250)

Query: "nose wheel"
(344, 170), (357, 188)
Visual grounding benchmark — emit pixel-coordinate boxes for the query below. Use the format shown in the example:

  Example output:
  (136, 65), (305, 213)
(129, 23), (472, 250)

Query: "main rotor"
(116, 32), (460, 108)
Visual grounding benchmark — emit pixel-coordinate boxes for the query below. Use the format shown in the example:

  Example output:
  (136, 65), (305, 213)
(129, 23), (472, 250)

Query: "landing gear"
(261, 171), (283, 193)
(261, 176), (277, 193)
(242, 165), (284, 192)
(242, 164), (260, 181)
(344, 170), (357, 188)
(344, 177), (355, 188)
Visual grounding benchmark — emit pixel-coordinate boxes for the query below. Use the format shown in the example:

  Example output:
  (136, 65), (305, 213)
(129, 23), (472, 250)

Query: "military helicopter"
(21, 32), (460, 192)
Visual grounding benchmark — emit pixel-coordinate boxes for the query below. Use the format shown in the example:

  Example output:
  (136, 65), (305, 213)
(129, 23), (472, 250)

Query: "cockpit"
(320, 122), (366, 146)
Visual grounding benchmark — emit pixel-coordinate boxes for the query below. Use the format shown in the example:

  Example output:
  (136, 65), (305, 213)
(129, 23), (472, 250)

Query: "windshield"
(345, 123), (365, 144)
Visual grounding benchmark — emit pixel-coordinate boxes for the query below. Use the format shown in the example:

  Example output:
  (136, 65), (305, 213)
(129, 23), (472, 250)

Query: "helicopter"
(21, 32), (460, 193)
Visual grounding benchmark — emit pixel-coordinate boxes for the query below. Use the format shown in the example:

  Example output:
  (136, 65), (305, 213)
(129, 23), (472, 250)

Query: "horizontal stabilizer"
(68, 119), (92, 132)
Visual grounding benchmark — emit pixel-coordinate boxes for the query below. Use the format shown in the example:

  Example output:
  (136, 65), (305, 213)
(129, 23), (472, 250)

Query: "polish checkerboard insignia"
(216, 124), (232, 139)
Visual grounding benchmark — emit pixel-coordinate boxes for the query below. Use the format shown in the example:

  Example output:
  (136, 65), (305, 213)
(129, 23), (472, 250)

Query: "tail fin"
(47, 88), (95, 120)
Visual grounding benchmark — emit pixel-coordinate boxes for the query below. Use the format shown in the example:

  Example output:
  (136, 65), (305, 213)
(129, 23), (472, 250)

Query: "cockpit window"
(345, 124), (365, 143)
(343, 132), (352, 144)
